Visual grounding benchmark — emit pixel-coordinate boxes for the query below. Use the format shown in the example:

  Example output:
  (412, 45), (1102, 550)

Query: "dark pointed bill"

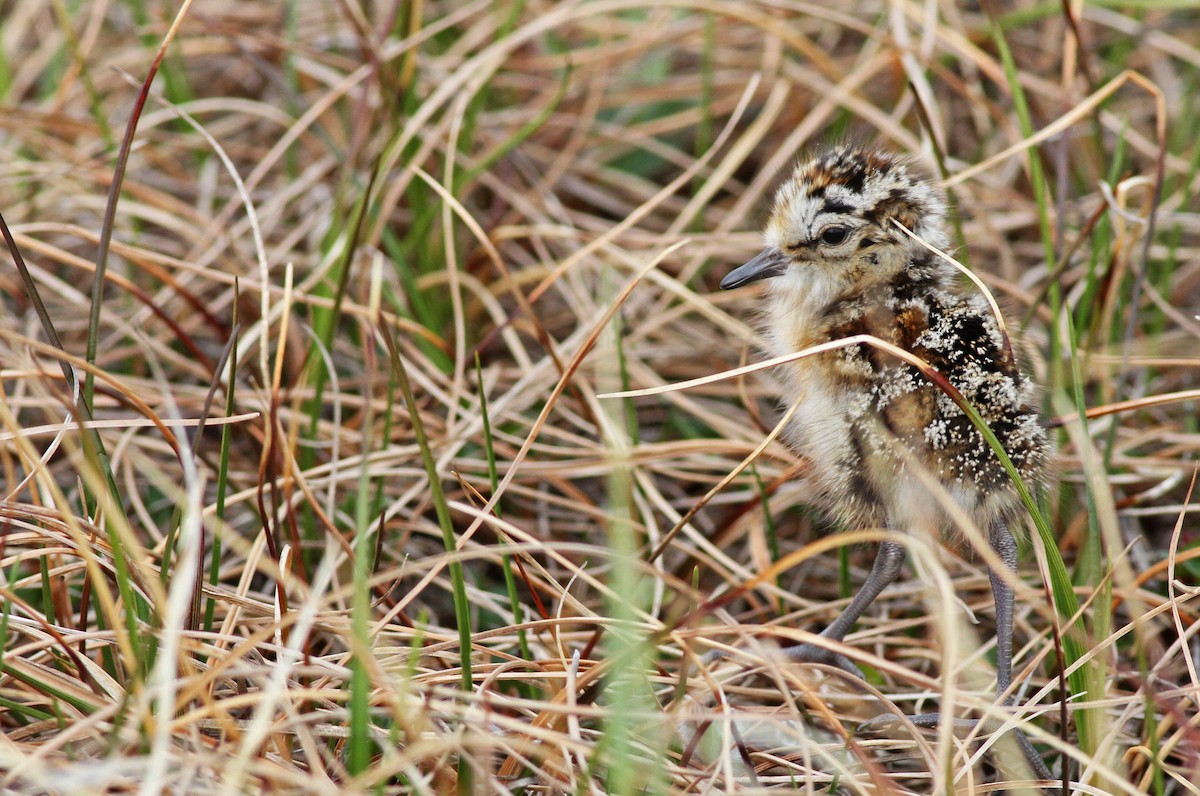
(719, 248), (787, 290)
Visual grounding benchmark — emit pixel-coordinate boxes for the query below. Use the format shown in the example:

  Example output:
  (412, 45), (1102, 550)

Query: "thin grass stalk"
(397, 0), (423, 109)
(370, 349), (402, 559)
(982, 0), (1060, 321)
(348, 325), (378, 776)
(282, 0), (303, 178)
(48, 0), (113, 146)
(305, 162), (382, 433)
(495, 0), (524, 37)
(378, 322), (475, 777)
(0, 32), (10, 97)
(86, 0), (193, 411)
(460, 64), (572, 190)
(205, 319), (238, 636)
(176, 329), (242, 632)
(690, 11), (715, 225)
(598, 294), (655, 796)
(749, 462), (783, 616)
(0, 560), (13, 675)
(1092, 133), (1129, 482)
(37, 554), (53, 624)
(475, 355), (534, 681)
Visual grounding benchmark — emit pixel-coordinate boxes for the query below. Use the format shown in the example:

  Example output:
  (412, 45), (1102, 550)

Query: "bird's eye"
(819, 226), (849, 246)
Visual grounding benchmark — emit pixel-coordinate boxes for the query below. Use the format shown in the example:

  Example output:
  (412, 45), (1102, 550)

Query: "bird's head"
(721, 147), (949, 292)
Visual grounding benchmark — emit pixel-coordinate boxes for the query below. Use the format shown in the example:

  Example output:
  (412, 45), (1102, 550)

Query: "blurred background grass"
(0, 1), (1198, 793)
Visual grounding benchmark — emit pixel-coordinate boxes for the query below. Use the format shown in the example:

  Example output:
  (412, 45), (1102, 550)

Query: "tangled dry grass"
(1, 1), (1199, 794)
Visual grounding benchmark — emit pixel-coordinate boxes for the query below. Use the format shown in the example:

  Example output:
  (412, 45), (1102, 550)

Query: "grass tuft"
(1, 2), (1197, 793)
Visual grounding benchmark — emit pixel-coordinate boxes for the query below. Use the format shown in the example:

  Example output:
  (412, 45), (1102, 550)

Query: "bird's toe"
(779, 642), (864, 678)
(858, 711), (1052, 782)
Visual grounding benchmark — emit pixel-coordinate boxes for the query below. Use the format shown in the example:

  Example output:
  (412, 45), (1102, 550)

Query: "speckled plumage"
(734, 146), (1047, 534)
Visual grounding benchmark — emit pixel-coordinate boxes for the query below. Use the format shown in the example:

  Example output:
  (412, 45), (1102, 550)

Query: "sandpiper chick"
(721, 145), (1051, 780)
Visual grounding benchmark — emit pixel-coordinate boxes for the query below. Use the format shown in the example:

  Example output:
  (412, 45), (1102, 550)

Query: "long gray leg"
(990, 521), (1020, 696)
(988, 522), (1052, 781)
(781, 540), (907, 674)
(901, 522), (1051, 781)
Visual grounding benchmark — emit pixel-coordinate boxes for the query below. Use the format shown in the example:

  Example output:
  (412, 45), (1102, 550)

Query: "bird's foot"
(859, 711), (1052, 782)
(700, 640), (863, 679)
(776, 641), (864, 679)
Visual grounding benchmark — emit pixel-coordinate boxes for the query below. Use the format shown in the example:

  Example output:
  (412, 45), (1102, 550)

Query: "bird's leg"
(989, 520), (1020, 698)
(986, 521), (1052, 781)
(899, 522), (1051, 781)
(780, 539), (907, 676)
